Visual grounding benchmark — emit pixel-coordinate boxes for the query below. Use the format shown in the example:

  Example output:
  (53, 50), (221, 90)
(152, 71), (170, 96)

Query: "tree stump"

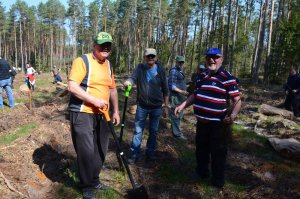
(258, 104), (293, 119)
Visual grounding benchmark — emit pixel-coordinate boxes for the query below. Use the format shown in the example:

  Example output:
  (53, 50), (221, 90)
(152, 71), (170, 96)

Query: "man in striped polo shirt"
(175, 48), (241, 189)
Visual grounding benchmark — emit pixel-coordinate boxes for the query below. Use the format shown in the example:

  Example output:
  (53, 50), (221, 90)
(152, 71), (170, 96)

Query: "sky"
(1, 0), (94, 11)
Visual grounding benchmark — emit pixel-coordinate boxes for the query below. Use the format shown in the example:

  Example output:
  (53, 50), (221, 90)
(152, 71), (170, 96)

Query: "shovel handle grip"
(125, 85), (132, 97)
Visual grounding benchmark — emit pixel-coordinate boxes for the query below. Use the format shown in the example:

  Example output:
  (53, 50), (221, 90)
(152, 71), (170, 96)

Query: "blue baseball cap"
(206, 48), (222, 56)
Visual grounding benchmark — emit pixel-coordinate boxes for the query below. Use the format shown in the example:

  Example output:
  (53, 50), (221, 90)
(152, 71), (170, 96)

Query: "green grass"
(178, 147), (196, 168)
(35, 74), (53, 87)
(225, 181), (248, 193)
(32, 90), (55, 103)
(55, 161), (81, 198)
(56, 161), (125, 199)
(112, 171), (126, 185)
(232, 124), (282, 161)
(0, 123), (37, 146)
(158, 162), (189, 183)
(98, 189), (123, 199)
(65, 163), (80, 186)
(232, 124), (266, 143)
(55, 185), (81, 199)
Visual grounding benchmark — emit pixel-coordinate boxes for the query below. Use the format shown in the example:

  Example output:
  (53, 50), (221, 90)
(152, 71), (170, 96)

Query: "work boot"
(127, 155), (140, 165)
(83, 190), (95, 199)
(174, 135), (187, 140)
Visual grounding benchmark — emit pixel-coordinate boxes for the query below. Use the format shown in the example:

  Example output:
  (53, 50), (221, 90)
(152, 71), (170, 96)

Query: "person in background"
(10, 66), (17, 89)
(284, 67), (300, 117)
(52, 66), (63, 84)
(191, 64), (206, 83)
(168, 55), (189, 140)
(188, 64), (206, 94)
(124, 48), (169, 164)
(25, 63), (36, 91)
(68, 32), (120, 199)
(0, 56), (15, 108)
(175, 48), (241, 189)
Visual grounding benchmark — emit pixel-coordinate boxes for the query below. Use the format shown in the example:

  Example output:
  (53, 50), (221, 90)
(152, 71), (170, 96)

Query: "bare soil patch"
(0, 75), (300, 198)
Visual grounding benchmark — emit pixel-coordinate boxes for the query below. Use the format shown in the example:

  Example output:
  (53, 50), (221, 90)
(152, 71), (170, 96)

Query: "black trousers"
(196, 121), (230, 188)
(70, 111), (110, 191)
(285, 92), (300, 116)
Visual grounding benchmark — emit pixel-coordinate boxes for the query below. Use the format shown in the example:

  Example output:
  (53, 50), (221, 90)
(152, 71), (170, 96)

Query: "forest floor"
(0, 73), (300, 199)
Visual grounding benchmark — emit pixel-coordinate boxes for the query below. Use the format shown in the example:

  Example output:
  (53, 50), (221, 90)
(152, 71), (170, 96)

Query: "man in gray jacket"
(124, 48), (169, 163)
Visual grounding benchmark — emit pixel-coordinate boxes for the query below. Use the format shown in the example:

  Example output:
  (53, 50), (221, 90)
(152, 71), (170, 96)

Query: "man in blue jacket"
(284, 67), (300, 117)
(124, 48), (169, 164)
(0, 57), (15, 108)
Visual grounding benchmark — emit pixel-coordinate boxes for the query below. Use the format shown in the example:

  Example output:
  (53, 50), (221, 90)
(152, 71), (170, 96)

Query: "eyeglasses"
(98, 43), (112, 52)
(206, 55), (221, 59)
(146, 55), (156, 59)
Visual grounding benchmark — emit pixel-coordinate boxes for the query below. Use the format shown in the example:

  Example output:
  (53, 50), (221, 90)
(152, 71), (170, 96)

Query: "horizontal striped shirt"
(193, 66), (239, 121)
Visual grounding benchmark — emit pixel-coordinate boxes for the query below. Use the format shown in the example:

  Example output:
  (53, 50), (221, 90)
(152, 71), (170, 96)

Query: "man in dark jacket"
(124, 48), (169, 163)
(0, 57), (15, 108)
(284, 67), (300, 117)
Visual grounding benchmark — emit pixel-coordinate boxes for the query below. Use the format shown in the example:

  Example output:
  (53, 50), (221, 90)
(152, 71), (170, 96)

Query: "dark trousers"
(196, 121), (230, 188)
(70, 111), (110, 191)
(285, 92), (300, 116)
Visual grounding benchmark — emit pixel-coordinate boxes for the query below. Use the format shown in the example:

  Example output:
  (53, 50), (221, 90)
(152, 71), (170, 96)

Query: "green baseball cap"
(93, 32), (113, 45)
(176, 56), (185, 62)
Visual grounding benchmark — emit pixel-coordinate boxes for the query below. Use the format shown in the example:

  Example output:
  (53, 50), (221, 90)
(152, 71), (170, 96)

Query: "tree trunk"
(263, 0), (274, 84)
(34, 21), (37, 70)
(220, 3), (225, 52)
(50, 21), (53, 71)
(251, 0), (264, 81)
(210, 0), (217, 46)
(20, 19), (24, 72)
(258, 104), (293, 119)
(229, 0), (239, 74)
(190, 4), (200, 73)
(197, 0), (205, 66)
(205, 0), (212, 49)
(252, 0), (268, 84)
(224, 0), (232, 65)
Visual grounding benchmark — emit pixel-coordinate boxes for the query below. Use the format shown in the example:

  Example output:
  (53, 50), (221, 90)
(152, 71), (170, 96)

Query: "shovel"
(108, 122), (149, 199)
(115, 85), (132, 171)
(119, 84), (132, 144)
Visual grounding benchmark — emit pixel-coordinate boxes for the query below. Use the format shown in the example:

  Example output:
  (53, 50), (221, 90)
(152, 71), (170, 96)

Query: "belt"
(95, 113), (103, 120)
(197, 118), (211, 124)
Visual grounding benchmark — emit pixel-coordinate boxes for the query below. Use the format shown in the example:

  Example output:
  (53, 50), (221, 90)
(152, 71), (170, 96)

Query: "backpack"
(10, 68), (17, 76)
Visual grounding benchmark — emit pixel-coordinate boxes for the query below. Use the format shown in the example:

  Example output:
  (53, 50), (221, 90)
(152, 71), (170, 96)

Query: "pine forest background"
(0, 0), (299, 84)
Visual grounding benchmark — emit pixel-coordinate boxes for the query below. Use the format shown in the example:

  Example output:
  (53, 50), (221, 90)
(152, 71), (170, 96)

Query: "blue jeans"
(0, 77), (14, 108)
(130, 105), (162, 158)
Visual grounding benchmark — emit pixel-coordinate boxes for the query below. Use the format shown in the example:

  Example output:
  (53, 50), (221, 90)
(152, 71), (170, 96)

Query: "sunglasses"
(206, 55), (221, 59)
(179, 61), (185, 64)
(146, 55), (156, 59)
